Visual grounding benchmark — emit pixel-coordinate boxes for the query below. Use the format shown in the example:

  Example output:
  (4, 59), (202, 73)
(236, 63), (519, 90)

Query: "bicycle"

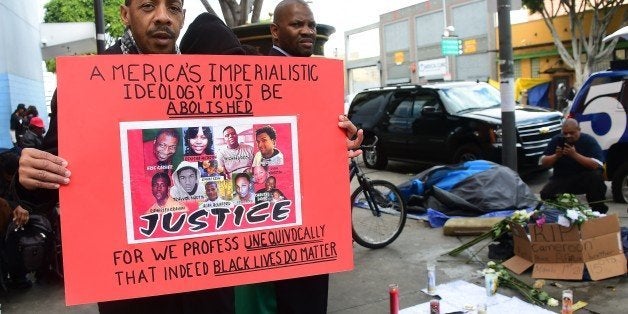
(350, 137), (407, 249)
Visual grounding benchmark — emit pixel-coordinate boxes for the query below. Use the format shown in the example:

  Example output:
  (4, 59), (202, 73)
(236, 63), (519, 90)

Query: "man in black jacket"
(267, 1), (363, 313)
(11, 1), (235, 313)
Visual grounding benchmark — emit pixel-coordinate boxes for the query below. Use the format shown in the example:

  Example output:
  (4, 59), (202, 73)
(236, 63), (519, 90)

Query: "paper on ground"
(404, 280), (554, 314)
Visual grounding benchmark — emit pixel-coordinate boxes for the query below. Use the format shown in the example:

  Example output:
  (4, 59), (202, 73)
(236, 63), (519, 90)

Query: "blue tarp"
(398, 160), (538, 217)
(527, 82), (550, 108)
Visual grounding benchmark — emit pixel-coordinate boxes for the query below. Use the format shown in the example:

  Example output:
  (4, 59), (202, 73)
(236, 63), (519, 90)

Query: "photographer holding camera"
(540, 118), (608, 213)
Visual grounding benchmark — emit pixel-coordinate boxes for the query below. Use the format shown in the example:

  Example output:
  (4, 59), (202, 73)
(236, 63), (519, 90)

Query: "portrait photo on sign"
(120, 116), (300, 244)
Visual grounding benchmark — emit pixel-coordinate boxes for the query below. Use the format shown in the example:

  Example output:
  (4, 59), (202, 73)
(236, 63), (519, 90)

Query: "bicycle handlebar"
(359, 136), (378, 151)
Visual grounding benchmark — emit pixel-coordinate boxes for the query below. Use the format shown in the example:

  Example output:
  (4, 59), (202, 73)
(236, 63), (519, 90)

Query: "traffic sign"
(441, 36), (463, 56)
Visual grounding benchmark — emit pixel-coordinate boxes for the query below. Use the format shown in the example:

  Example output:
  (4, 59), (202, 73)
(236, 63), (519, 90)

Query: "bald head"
(273, 0), (310, 23)
(271, 0), (316, 57)
(561, 118), (581, 143)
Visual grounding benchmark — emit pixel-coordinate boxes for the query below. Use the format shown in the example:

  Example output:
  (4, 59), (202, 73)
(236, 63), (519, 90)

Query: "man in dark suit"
(269, 0), (317, 57)
(266, 1), (363, 313)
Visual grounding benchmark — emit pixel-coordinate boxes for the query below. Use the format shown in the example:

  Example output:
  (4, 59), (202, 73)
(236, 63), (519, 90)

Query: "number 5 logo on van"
(579, 81), (627, 151)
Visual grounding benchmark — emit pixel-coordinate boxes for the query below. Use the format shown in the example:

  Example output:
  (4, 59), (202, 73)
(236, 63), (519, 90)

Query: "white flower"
(487, 261), (496, 267)
(482, 268), (496, 274)
(547, 298), (559, 307)
(566, 209), (580, 221)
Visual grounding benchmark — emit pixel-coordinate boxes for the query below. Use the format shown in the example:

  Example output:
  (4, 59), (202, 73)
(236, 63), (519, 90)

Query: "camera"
(556, 136), (565, 148)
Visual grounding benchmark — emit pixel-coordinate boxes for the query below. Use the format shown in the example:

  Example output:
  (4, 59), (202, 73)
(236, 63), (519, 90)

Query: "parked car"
(347, 81), (563, 170)
(568, 59), (628, 203)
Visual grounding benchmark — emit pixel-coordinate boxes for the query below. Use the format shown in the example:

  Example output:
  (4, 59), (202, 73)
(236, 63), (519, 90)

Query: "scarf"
(119, 28), (181, 54)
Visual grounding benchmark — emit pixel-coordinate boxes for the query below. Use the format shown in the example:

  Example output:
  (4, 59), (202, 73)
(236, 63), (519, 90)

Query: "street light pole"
(442, 0), (450, 80)
(94, 0), (106, 54)
(497, 0), (517, 171)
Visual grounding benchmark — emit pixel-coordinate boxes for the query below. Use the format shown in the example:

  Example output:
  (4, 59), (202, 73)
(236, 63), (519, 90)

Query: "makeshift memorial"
(481, 261), (559, 307)
(533, 193), (604, 227)
(446, 194), (607, 257)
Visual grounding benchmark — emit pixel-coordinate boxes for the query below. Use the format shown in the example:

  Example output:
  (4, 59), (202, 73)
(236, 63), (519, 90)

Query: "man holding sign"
(11, 0), (236, 313)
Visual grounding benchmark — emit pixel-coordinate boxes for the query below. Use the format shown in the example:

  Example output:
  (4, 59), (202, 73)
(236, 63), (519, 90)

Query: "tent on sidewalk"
(397, 160), (538, 217)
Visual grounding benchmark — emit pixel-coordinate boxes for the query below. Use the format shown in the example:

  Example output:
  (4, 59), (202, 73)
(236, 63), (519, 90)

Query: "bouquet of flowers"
(534, 193), (604, 227)
(481, 261), (559, 307)
(445, 209), (531, 256)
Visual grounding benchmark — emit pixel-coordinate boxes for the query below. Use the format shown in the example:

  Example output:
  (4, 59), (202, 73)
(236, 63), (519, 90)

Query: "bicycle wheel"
(351, 180), (407, 249)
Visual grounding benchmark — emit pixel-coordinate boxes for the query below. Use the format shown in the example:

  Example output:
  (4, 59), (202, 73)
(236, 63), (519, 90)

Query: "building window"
(514, 60), (522, 79)
(531, 58), (540, 78)
(614, 48), (626, 60)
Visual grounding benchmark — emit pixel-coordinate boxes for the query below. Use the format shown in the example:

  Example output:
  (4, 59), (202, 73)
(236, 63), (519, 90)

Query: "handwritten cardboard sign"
(56, 55), (352, 305)
(503, 214), (627, 280)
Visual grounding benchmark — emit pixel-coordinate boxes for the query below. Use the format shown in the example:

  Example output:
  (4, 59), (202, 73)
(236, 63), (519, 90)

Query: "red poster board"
(56, 55), (352, 305)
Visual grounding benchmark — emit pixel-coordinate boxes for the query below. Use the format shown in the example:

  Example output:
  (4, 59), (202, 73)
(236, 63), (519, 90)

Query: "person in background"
(9, 0), (236, 313)
(540, 118), (608, 213)
(179, 12), (245, 55)
(9, 103), (26, 147)
(22, 105), (39, 128)
(21, 116), (46, 149)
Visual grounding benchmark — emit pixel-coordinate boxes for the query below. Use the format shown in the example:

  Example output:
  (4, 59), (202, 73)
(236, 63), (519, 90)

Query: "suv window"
(348, 92), (389, 116)
(392, 99), (413, 117)
(391, 93), (440, 118)
(439, 84), (500, 113)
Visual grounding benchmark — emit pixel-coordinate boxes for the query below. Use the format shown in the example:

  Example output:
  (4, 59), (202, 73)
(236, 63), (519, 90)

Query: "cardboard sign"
(56, 55), (352, 305)
(503, 214), (627, 281)
(531, 263), (585, 280)
(585, 255), (628, 280)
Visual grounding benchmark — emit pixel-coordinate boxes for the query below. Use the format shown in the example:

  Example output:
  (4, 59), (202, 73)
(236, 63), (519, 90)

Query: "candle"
(561, 289), (573, 314)
(389, 283), (399, 314)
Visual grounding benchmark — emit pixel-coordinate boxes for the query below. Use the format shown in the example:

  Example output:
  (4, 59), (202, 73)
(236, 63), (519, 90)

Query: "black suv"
(348, 81), (563, 169)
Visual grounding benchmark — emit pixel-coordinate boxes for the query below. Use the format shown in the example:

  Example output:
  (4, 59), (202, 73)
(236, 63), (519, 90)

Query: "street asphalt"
(1, 162), (626, 313)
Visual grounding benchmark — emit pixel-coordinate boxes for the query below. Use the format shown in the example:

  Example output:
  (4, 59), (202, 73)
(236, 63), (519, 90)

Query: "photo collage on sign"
(123, 118), (298, 243)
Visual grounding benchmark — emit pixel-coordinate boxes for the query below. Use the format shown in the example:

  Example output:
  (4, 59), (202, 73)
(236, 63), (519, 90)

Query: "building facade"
(345, 0), (504, 93)
(0, 0), (46, 148)
(345, 0), (625, 109)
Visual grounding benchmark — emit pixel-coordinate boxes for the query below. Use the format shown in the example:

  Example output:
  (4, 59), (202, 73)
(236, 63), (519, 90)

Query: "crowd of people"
(9, 103), (45, 150)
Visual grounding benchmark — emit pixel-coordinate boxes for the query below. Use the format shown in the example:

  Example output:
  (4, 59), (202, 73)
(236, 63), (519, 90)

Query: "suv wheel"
(453, 144), (482, 164)
(611, 162), (628, 203)
(363, 145), (388, 169)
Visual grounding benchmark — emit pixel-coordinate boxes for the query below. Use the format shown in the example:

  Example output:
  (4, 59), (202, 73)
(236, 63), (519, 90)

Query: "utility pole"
(497, 0), (517, 171)
(442, 0), (451, 80)
(94, 0), (106, 54)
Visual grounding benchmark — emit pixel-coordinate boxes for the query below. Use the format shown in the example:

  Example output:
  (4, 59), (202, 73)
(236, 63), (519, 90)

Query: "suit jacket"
(268, 46), (288, 57)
